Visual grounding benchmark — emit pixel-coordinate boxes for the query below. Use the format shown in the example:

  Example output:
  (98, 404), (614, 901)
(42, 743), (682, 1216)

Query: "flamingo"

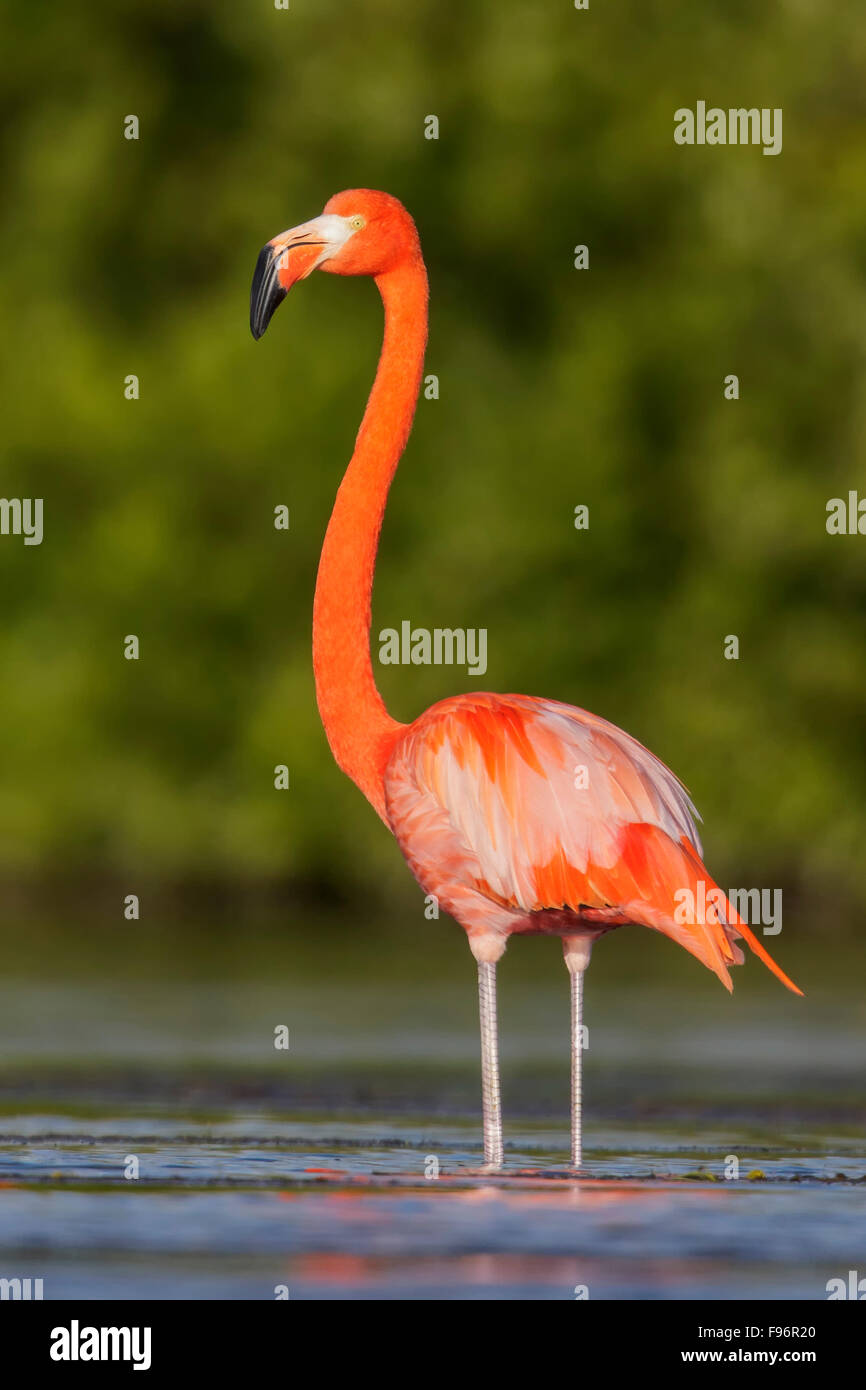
(250, 189), (801, 1171)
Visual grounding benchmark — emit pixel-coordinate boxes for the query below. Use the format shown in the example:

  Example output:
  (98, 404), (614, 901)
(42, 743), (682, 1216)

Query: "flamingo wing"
(384, 693), (800, 993)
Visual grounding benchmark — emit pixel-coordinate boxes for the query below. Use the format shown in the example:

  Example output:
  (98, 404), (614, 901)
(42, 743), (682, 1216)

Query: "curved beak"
(250, 214), (352, 339)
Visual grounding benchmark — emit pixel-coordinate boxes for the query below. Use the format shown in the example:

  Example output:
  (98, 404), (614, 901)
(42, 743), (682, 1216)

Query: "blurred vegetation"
(0, 0), (864, 948)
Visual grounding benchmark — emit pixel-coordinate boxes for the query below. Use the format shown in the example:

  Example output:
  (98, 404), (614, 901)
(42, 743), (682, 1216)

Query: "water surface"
(0, 929), (863, 1300)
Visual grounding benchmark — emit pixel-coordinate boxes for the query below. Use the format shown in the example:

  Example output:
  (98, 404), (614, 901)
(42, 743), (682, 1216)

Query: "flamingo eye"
(348, 215), (365, 231)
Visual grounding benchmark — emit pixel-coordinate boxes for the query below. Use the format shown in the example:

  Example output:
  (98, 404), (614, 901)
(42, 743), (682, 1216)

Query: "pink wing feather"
(384, 693), (801, 993)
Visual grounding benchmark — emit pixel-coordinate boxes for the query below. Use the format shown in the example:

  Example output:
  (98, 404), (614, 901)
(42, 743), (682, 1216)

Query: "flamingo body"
(250, 188), (801, 1169)
(385, 691), (797, 991)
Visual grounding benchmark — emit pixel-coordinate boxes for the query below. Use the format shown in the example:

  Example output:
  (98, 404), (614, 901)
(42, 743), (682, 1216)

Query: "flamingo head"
(250, 189), (420, 339)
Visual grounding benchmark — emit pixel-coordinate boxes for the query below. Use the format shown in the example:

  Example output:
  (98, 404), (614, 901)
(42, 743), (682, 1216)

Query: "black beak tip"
(250, 244), (286, 340)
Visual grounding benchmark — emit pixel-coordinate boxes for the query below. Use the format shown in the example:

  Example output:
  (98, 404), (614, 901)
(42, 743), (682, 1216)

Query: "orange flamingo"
(251, 189), (801, 1170)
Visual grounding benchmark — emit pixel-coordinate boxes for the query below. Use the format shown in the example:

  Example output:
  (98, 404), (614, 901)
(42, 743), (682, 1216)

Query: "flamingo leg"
(564, 936), (592, 1170)
(569, 964), (585, 1168)
(477, 960), (504, 1169)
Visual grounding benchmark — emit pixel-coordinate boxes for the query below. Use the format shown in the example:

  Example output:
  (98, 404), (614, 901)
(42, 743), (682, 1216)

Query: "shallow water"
(2, 1096), (864, 1301)
(1, 1113), (864, 1299)
(0, 935), (863, 1300)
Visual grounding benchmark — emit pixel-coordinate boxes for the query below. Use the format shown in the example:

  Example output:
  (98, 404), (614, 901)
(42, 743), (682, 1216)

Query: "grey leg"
(477, 960), (504, 1168)
(564, 936), (593, 1170)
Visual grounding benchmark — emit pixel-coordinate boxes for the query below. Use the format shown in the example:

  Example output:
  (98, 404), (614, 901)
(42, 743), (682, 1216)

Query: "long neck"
(312, 255), (428, 822)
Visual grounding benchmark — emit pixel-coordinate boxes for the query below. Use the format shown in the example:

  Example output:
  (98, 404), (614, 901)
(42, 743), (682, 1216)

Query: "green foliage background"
(1, 0), (864, 949)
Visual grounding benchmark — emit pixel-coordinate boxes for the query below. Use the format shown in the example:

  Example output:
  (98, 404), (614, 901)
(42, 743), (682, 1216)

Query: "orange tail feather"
(617, 825), (803, 996)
